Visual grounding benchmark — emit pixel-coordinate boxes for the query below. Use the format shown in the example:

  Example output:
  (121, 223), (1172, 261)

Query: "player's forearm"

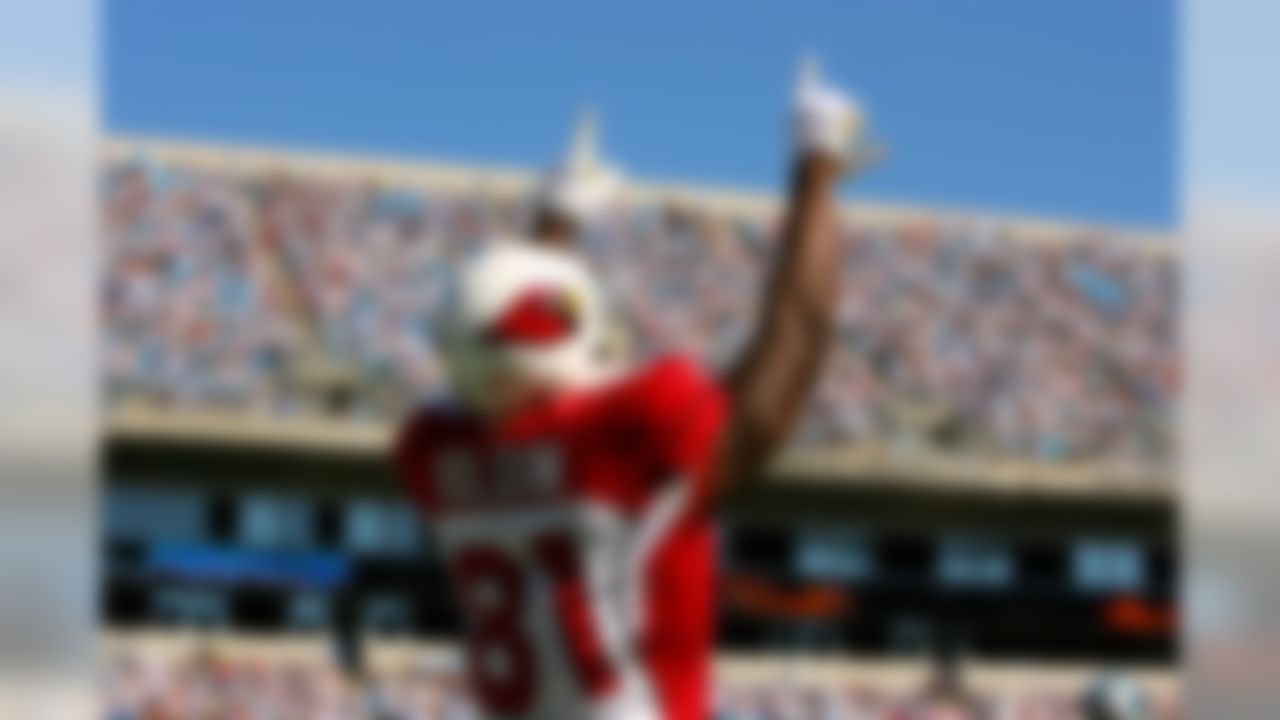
(774, 153), (842, 336)
(749, 155), (841, 398)
(723, 154), (841, 481)
(758, 152), (841, 410)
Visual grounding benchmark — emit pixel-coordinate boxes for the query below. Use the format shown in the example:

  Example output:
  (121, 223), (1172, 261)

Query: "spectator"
(103, 153), (1177, 467)
(102, 643), (1177, 720)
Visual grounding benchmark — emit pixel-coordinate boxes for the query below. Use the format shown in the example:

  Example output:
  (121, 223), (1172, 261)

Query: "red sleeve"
(630, 356), (728, 502)
(392, 410), (437, 513)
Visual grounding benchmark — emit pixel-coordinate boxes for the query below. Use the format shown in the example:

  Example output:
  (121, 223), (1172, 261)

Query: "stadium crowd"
(102, 647), (1179, 720)
(103, 153), (1176, 466)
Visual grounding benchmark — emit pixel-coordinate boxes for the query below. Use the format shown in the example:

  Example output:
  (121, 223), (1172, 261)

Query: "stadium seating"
(102, 143), (1176, 469)
(101, 633), (1180, 720)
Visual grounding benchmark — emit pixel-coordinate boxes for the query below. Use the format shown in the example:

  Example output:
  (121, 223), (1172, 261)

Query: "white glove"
(791, 56), (866, 167)
(535, 109), (623, 226)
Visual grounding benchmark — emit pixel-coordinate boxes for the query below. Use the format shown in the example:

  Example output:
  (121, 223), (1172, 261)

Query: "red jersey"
(394, 356), (727, 720)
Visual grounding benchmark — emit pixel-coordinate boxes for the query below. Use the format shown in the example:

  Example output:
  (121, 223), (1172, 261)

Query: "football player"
(395, 57), (871, 720)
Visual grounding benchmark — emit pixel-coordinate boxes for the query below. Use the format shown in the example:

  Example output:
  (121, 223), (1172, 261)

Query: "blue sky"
(106, 1), (1174, 227)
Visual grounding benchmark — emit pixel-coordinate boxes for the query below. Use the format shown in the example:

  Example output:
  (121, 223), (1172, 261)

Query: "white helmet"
(437, 239), (620, 413)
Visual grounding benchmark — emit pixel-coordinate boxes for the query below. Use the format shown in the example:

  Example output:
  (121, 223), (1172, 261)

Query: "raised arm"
(716, 59), (870, 493)
(529, 109), (621, 250)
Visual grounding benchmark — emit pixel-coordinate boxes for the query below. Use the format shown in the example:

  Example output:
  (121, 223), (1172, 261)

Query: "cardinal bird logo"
(486, 285), (580, 345)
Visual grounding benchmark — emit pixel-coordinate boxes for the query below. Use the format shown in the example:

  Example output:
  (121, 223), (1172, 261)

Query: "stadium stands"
(102, 139), (1176, 470)
(102, 633), (1180, 720)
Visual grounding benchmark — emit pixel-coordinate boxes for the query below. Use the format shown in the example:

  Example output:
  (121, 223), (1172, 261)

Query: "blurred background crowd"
(92, 5), (1185, 720)
(102, 154), (1176, 468)
(102, 646), (1178, 720)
